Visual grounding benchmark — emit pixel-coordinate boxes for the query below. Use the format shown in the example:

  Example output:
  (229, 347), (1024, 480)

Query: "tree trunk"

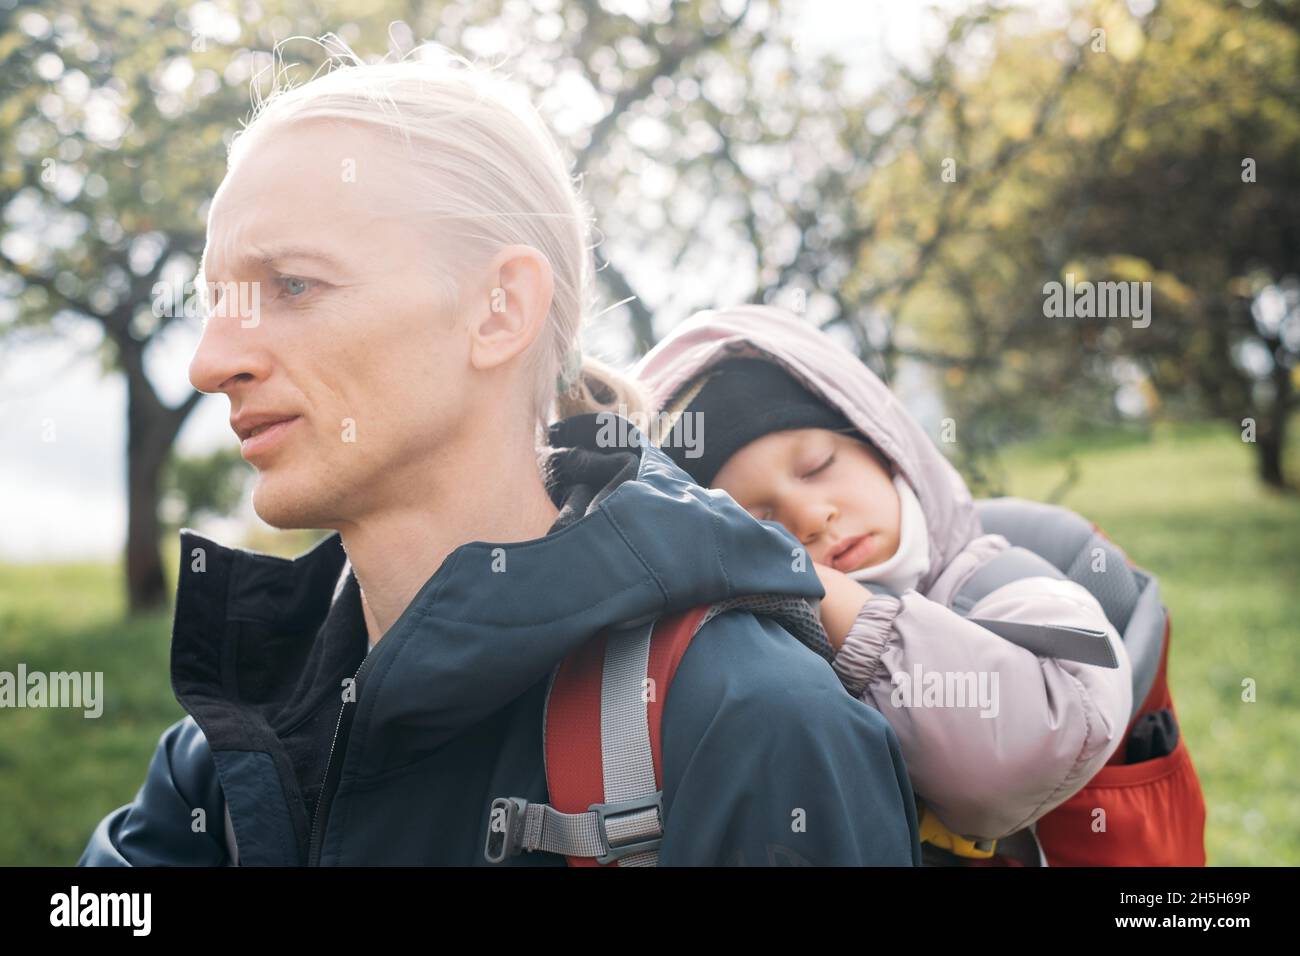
(108, 297), (205, 614)
(1256, 352), (1293, 490)
(1258, 426), (1285, 488)
(122, 348), (202, 614)
(125, 390), (172, 613)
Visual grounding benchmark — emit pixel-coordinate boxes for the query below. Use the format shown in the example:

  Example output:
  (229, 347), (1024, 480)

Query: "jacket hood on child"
(633, 304), (982, 590)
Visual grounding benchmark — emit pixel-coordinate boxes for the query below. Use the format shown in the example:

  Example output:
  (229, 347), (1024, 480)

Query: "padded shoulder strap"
(975, 497), (1143, 630)
(969, 497), (1167, 720)
(952, 546), (1066, 615)
(485, 594), (833, 866)
(543, 604), (711, 867)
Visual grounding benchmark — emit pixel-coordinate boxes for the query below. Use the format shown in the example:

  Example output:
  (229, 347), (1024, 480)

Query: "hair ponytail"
(552, 353), (652, 422)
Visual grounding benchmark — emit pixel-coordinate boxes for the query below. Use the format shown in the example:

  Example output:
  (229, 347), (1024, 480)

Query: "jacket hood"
(171, 411), (825, 782)
(632, 305), (981, 591)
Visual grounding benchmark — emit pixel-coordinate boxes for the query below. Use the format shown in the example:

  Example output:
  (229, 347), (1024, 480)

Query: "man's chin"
(251, 477), (323, 530)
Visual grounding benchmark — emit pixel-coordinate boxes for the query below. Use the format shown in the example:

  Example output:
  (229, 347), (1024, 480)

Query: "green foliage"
(849, 0), (1300, 485)
(161, 445), (249, 529)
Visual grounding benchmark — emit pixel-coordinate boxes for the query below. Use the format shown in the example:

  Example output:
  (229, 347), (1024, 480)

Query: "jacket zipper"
(307, 653), (371, 865)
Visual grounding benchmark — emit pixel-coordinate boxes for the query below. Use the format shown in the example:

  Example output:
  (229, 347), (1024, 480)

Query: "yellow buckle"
(919, 806), (997, 860)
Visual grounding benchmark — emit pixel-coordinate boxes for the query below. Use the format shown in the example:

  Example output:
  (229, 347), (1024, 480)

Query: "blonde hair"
(229, 35), (649, 439)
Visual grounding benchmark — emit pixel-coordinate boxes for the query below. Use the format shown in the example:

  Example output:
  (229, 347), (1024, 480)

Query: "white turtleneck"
(845, 474), (931, 594)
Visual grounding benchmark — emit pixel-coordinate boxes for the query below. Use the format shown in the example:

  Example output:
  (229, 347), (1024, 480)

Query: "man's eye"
(276, 275), (316, 298)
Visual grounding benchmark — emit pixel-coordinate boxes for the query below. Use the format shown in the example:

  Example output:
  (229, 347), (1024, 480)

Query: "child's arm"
(812, 561), (876, 652)
(813, 560), (1132, 841)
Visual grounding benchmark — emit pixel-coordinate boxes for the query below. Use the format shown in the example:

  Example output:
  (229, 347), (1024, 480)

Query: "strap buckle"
(484, 796), (527, 864)
(590, 792), (664, 865)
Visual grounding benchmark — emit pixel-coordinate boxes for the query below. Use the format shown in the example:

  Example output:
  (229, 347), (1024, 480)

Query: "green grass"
(0, 561), (183, 865)
(1, 420), (1297, 865)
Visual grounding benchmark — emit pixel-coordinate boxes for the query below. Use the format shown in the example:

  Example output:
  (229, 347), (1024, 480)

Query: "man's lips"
(232, 414), (301, 460)
(829, 532), (877, 572)
(231, 412), (300, 442)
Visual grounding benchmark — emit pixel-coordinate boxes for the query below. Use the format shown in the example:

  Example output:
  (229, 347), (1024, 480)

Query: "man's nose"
(187, 293), (269, 395)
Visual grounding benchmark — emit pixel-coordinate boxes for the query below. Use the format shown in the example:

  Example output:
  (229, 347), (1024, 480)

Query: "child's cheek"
(878, 494), (903, 560)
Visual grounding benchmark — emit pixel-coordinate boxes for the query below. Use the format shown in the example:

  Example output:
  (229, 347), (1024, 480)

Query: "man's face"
(711, 427), (902, 572)
(190, 119), (472, 530)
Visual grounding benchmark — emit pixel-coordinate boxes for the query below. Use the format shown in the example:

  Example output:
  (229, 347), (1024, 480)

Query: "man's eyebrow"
(204, 243), (348, 277)
(248, 244), (349, 270)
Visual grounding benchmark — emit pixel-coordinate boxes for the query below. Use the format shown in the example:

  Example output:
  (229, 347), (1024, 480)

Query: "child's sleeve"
(832, 577), (1132, 841)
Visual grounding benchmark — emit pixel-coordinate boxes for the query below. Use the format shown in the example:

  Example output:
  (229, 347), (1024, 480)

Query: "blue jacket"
(78, 413), (921, 866)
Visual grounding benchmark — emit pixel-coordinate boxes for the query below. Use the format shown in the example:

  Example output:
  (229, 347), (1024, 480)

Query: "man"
(77, 51), (920, 866)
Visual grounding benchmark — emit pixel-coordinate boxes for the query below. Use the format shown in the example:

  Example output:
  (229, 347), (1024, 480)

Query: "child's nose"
(790, 500), (836, 548)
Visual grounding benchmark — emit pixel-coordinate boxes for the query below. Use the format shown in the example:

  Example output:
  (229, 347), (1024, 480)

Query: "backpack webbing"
(483, 593), (831, 865)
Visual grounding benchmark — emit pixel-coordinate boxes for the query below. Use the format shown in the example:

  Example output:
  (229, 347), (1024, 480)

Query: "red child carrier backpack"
(485, 498), (1206, 867)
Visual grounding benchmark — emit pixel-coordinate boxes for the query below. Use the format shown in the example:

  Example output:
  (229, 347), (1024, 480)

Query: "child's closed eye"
(802, 453), (835, 478)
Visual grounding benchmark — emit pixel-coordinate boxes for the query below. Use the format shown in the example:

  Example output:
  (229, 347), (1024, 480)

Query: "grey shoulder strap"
(485, 615), (667, 866)
(952, 546), (1065, 615)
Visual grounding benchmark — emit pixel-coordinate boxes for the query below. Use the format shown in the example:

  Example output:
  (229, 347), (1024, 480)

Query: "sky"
(0, 0), (1051, 562)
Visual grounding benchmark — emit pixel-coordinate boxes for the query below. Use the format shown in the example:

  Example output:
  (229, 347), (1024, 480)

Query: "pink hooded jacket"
(632, 305), (1132, 841)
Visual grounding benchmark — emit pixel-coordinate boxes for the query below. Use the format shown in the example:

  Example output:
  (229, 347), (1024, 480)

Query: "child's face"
(712, 427), (901, 573)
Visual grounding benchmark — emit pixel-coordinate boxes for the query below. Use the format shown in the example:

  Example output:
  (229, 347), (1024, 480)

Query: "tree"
(1, 1), (220, 609)
(806, 0), (1300, 487)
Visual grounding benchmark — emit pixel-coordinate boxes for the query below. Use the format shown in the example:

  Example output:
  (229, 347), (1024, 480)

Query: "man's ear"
(467, 244), (555, 372)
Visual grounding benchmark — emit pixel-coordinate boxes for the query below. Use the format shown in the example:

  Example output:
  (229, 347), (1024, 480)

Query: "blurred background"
(1, 0), (1297, 864)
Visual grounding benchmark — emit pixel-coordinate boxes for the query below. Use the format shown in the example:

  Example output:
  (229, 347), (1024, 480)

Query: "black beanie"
(659, 357), (857, 487)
